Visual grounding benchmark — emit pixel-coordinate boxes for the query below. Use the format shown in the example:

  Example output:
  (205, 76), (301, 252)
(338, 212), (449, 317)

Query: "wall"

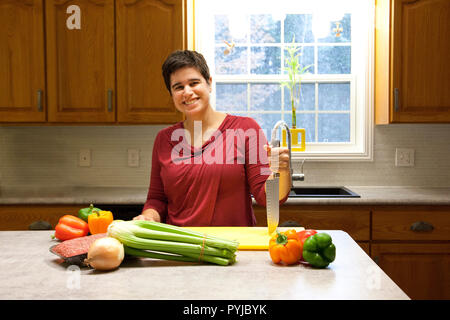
(0, 124), (449, 188)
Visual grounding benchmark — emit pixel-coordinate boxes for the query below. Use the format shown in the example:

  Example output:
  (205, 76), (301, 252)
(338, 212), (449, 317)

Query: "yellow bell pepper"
(88, 210), (114, 234)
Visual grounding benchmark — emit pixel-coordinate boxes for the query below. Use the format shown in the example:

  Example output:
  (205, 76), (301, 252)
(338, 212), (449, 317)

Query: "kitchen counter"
(0, 186), (449, 205)
(0, 230), (409, 300)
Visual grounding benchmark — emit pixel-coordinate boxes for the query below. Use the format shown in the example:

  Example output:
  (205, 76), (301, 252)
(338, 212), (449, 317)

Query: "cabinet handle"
(394, 88), (399, 111)
(410, 221), (434, 232)
(37, 89), (43, 112)
(107, 89), (113, 112)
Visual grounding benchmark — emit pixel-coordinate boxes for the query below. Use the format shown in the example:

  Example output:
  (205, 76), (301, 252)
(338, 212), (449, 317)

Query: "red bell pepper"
(53, 215), (89, 241)
(297, 229), (318, 261)
(297, 229), (318, 243)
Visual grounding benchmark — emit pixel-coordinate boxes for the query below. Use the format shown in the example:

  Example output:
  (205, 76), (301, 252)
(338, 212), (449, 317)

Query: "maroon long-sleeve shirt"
(143, 114), (287, 226)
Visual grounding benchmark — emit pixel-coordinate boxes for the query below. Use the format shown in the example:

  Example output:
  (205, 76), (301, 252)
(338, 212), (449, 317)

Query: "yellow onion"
(84, 237), (124, 271)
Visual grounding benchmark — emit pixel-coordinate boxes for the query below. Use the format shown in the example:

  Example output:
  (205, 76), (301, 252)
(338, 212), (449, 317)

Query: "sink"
(289, 186), (360, 198)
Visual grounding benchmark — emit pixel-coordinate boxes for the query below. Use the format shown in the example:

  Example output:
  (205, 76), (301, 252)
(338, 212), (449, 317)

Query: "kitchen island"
(0, 230), (409, 300)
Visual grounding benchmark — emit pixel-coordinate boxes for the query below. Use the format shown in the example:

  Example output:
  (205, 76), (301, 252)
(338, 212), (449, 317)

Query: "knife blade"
(266, 139), (280, 235)
(266, 173), (279, 235)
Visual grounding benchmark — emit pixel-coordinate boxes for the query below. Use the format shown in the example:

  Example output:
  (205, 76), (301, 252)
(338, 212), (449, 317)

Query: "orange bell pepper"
(88, 210), (114, 234)
(54, 215), (89, 241)
(269, 229), (302, 265)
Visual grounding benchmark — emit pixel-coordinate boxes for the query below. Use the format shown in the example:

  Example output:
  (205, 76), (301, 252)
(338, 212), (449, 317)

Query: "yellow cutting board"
(182, 227), (304, 250)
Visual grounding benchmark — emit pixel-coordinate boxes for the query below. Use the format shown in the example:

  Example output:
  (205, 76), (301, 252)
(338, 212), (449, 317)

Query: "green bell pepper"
(302, 232), (336, 268)
(78, 203), (101, 222)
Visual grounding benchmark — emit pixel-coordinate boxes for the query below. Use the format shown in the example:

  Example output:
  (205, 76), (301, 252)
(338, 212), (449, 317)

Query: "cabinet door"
(116, 0), (184, 123)
(372, 243), (450, 300)
(391, 0), (450, 122)
(46, 0), (115, 123)
(0, 0), (46, 122)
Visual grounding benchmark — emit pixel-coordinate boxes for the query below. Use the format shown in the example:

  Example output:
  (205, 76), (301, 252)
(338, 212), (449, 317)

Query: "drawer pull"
(107, 89), (113, 112)
(410, 221), (434, 232)
(37, 89), (43, 112)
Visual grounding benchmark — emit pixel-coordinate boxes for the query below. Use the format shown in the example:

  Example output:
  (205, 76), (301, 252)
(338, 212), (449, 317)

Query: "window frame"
(190, 0), (374, 161)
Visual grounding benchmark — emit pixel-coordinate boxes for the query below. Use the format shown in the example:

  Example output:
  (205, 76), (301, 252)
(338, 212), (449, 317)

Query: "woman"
(133, 50), (291, 226)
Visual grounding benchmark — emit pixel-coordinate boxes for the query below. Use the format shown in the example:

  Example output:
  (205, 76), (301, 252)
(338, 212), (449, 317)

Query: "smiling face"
(169, 67), (212, 119)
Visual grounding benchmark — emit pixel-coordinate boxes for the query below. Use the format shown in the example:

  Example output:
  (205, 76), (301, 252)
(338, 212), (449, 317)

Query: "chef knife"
(266, 139), (280, 235)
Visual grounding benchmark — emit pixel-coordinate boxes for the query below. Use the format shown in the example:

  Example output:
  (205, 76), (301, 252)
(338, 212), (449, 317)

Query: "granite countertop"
(0, 186), (449, 205)
(0, 230), (409, 300)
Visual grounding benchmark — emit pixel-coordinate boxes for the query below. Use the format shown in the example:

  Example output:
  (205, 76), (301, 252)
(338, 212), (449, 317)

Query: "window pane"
(250, 83), (281, 111)
(284, 112), (316, 143)
(318, 46), (351, 74)
(318, 83), (350, 111)
(317, 13), (351, 43)
(249, 113), (282, 139)
(214, 15), (247, 44)
(250, 47), (281, 74)
(250, 14), (281, 43)
(283, 83), (315, 111)
(216, 83), (247, 111)
(283, 46), (315, 74)
(284, 14), (314, 43)
(215, 46), (248, 75)
(318, 113), (350, 142)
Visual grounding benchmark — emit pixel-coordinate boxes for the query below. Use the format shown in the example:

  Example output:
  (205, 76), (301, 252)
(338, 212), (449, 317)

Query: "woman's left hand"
(264, 145), (290, 173)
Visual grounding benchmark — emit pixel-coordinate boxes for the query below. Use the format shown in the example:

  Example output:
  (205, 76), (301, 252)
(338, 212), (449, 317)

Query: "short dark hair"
(162, 50), (211, 94)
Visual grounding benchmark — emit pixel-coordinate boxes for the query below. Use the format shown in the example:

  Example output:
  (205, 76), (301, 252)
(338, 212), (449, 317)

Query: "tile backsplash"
(1, 124), (449, 188)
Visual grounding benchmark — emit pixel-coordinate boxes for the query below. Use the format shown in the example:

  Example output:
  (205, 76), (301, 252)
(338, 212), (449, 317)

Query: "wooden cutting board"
(182, 227), (304, 250)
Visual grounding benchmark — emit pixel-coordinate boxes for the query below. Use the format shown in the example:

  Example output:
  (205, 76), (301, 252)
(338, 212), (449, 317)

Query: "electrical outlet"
(79, 149), (91, 167)
(395, 148), (415, 167)
(128, 149), (139, 167)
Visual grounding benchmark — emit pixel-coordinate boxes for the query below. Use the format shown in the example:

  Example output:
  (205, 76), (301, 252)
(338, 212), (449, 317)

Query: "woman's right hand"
(133, 208), (161, 222)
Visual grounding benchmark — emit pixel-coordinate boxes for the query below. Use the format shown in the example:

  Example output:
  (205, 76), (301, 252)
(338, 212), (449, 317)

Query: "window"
(193, 0), (374, 160)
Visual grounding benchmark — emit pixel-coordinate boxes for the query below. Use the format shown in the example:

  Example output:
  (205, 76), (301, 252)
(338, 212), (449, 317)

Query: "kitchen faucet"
(270, 120), (305, 187)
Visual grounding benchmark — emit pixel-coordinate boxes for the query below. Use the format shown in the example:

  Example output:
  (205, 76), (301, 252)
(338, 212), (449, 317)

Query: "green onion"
(107, 220), (239, 266)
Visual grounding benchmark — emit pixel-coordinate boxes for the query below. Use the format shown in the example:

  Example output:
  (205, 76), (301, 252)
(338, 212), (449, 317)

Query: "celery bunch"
(107, 220), (239, 266)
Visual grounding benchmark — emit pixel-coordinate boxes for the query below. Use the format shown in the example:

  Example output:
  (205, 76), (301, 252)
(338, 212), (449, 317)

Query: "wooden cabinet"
(46, 0), (116, 123)
(375, 0), (450, 124)
(371, 205), (450, 299)
(0, 0), (46, 122)
(0, 0), (184, 124)
(371, 243), (450, 300)
(0, 205), (81, 230)
(116, 0), (184, 123)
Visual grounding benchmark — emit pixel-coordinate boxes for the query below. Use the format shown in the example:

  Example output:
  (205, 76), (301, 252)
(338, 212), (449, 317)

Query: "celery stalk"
(124, 246), (198, 263)
(108, 220), (235, 257)
(124, 246), (234, 266)
(131, 220), (239, 251)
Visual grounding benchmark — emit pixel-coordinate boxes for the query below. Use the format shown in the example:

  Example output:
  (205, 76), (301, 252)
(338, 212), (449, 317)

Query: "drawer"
(253, 205), (371, 241)
(372, 206), (450, 241)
